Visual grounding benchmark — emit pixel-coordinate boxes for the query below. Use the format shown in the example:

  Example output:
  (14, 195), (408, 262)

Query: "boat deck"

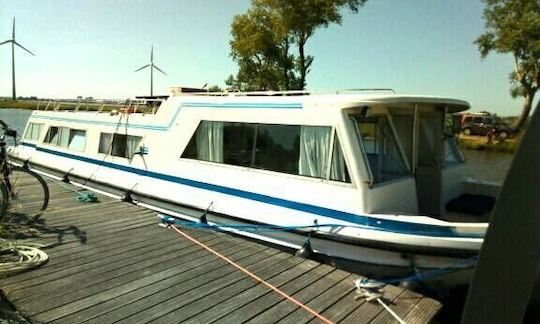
(1, 174), (441, 323)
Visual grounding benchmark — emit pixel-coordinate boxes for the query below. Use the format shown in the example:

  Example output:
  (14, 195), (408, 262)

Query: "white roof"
(171, 92), (470, 113)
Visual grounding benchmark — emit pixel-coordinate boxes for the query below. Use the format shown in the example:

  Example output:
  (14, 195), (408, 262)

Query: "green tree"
(476, 0), (540, 130)
(207, 85), (223, 92)
(230, 0), (366, 91)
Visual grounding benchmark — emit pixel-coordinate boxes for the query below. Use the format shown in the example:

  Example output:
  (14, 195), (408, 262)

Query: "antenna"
(0, 17), (36, 100)
(134, 45), (167, 96)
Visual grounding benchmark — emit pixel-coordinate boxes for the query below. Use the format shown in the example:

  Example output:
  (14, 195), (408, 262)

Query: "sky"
(0, 0), (533, 116)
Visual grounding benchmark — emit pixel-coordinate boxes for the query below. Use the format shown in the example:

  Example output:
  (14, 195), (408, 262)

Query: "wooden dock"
(1, 175), (441, 323)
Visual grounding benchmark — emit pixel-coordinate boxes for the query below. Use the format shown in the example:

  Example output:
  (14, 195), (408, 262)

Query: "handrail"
(28, 98), (165, 114)
(336, 88), (396, 95)
(178, 90), (312, 97)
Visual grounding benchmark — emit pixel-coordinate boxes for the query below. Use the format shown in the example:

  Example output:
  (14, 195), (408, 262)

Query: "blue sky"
(0, 0), (531, 116)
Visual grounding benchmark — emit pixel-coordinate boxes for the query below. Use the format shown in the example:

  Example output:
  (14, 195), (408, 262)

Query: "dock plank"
(0, 174), (441, 324)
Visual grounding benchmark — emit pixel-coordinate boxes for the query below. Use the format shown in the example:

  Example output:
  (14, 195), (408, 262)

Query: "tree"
(207, 85), (223, 92)
(230, 0), (366, 91)
(476, 0), (540, 130)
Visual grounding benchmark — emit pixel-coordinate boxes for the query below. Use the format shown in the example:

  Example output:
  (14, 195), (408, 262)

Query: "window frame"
(180, 120), (354, 185)
(98, 132), (143, 159)
(24, 122), (44, 141)
(350, 113), (411, 186)
(43, 125), (87, 152)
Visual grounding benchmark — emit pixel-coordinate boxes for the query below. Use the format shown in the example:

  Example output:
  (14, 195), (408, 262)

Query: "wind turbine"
(0, 17), (35, 100)
(134, 46), (166, 96)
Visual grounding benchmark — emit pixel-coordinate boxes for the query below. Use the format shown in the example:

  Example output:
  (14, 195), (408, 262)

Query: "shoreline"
(458, 134), (519, 154)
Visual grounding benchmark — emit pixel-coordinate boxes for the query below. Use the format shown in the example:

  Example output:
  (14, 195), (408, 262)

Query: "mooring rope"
(0, 239), (48, 277)
(159, 215), (478, 283)
(166, 223), (335, 324)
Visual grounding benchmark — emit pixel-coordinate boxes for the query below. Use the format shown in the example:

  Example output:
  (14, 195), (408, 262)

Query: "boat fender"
(399, 279), (420, 292)
(62, 168), (74, 183)
(121, 190), (134, 204)
(199, 213), (207, 224)
(199, 201), (214, 224)
(295, 237), (314, 258)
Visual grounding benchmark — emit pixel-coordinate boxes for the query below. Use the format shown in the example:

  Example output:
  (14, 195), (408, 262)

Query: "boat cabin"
(17, 89), (477, 221)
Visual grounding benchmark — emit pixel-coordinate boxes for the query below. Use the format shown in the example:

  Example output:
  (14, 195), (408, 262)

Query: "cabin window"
(181, 121), (351, 183)
(44, 126), (86, 151)
(254, 124), (300, 174)
(390, 115), (414, 166)
(24, 123), (43, 141)
(329, 135), (350, 182)
(99, 133), (142, 158)
(443, 137), (464, 166)
(223, 123), (256, 167)
(352, 116), (408, 183)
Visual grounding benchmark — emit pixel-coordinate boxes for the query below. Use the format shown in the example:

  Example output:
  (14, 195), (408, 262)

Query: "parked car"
(460, 113), (514, 139)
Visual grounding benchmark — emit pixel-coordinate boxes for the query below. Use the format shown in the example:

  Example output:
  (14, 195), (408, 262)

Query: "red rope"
(169, 224), (335, 324)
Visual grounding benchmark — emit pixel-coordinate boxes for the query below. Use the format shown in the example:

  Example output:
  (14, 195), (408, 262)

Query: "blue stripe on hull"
(20, 142), (483, 239)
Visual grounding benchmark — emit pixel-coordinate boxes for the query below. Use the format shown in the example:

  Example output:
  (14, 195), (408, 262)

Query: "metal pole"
(11, 40), (15, 100)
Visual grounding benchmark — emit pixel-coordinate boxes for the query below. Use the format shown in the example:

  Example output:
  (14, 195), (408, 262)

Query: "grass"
(0, 100), (37, 110)
(457, 134), (520, 153)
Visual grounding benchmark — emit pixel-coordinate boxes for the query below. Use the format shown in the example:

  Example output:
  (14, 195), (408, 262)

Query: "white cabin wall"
(441, 164), (467, 206)
(365, 177), (419, 214)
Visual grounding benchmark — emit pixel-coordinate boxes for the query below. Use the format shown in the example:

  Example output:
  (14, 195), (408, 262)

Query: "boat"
(10, 87), (499, 285)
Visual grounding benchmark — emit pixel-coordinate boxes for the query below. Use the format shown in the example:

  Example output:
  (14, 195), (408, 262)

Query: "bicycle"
(0, 120), (49, 223)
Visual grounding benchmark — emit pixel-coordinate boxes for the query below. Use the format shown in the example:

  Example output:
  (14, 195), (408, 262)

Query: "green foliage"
(207, 85), (223, 92)
(229, 0), (366, 91)
(458, 135), (520, 154)
(476, 0), (540, 129)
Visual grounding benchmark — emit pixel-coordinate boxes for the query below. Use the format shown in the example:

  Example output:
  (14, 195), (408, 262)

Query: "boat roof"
(170, 91), (470, 113)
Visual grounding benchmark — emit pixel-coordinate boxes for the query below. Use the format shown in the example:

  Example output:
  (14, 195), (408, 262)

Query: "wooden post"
(462, 100), (540, 323)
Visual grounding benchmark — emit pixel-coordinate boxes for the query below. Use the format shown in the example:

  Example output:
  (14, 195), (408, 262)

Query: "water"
(462, 149), (513, 183)
(0, 108), (33, 144)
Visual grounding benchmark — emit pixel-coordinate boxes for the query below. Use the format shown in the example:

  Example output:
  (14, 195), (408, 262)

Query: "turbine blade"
(153, 64), (167, 75)
(12, 17), (15, 39)
(14, 41), (35, 56)
(151, 45), (153, 62)
(134, 64), (150, 72)
(0, 40), (12, 46)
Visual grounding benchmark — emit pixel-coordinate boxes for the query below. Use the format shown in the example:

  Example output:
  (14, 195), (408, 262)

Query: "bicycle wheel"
(5, 166), (50, 222)
(0, 182), (9, 222)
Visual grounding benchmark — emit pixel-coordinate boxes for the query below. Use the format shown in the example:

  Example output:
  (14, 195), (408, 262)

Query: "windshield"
(350, 114), (408, 183)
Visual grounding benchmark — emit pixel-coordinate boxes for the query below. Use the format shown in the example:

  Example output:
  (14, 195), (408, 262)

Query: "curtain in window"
(25, 123), (41, 140)
(196, 121), (223, 163)
(99, 133), (112, 154)
(47, 127), (59, 144)
(126, 136), (141, 158)
(329, 137), (348, 182)
(32, 124), (42, 140)
(58, 127), (70, 147)
(299, 126), (331, 178)
(68, 130), (86, 151)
